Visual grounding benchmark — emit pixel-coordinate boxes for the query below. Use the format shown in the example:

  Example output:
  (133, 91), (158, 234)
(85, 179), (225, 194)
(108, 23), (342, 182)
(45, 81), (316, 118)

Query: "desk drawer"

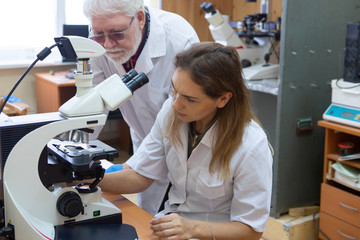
(320, 183), (360, 228)
(319, 212), (360, 240)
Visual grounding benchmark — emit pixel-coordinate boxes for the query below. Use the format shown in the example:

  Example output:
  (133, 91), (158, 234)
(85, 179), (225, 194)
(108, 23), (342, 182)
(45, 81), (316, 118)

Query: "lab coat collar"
(135, 8), (166, 75)
(200, 124), (216, 148)
(174, 122), (216, 164)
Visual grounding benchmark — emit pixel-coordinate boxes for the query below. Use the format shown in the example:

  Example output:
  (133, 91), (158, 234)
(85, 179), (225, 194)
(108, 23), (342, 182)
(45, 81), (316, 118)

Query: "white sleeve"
(126, 99), (172, 179)
(230, 124), (273, 232)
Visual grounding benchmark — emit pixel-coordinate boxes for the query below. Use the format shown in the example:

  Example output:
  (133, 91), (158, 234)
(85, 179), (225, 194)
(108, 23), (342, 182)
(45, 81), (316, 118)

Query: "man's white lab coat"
(91, 8), (199, 215)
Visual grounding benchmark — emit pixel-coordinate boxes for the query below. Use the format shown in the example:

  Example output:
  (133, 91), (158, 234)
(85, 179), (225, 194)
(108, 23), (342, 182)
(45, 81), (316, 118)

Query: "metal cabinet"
(265, 0), (360, 218)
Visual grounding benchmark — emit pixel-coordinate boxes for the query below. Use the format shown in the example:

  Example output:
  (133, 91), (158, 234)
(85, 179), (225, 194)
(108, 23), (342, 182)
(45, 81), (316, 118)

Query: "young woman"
(99, 42), (273, 240)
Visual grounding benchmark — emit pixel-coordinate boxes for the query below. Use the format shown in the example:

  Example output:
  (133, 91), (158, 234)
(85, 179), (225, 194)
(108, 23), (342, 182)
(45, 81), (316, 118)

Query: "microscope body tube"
(95, 74), (132, 111)
(95, 72), (149, 111)
(74, 59), (93, 98)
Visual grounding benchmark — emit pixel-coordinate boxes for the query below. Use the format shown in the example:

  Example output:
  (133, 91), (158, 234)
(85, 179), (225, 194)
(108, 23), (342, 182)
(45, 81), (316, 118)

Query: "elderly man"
(83, 0), (199, 216)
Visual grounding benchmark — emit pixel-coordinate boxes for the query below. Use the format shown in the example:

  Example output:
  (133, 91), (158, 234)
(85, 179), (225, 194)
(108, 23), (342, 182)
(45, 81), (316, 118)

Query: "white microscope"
(201, 1), (280, 80)
(1, 36), (148, 240)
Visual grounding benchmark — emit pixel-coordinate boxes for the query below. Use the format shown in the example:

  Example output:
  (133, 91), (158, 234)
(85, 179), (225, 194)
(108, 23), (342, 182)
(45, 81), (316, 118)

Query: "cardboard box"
(262, 214), (319, 240)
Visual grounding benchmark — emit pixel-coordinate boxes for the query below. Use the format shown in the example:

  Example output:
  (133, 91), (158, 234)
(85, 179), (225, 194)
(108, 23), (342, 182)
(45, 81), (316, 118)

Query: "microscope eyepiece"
(126, 73), (149, 93)
(121, 69), (138, 83)
(200, 2), (216, 15)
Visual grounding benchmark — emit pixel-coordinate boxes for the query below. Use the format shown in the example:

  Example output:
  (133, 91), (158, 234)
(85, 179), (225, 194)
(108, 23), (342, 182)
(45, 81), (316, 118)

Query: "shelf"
(327, 177), (360, 193)
(327, 153), (360, 168)
(326, 159), (360, 194)
(318, 120), (360, 137)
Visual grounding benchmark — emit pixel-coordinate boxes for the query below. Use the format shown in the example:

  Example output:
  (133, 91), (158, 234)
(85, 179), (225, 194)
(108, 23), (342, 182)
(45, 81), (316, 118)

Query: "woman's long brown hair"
(166, 42), (256, 179)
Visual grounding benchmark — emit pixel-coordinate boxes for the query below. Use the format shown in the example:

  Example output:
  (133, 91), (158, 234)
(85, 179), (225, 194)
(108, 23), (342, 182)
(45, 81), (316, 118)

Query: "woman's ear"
(217, 92), (232, 108)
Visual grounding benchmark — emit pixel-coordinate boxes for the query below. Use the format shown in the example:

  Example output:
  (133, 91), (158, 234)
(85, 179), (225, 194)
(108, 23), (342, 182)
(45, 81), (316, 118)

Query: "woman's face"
(171, 68), (231, 132)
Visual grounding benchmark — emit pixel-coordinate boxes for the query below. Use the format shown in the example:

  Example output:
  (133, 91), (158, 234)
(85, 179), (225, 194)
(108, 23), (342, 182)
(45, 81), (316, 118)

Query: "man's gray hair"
(83, 0), (144, 19)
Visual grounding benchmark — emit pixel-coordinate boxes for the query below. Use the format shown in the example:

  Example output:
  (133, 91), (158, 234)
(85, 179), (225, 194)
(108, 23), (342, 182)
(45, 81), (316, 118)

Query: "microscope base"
(55, 212), (138, 240)
(55, 224), (137, 240)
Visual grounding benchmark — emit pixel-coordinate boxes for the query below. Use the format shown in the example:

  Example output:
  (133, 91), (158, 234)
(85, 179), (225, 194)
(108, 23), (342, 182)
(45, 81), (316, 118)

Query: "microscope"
(0, 36), (148, 240)
(201, 1), (281, 80)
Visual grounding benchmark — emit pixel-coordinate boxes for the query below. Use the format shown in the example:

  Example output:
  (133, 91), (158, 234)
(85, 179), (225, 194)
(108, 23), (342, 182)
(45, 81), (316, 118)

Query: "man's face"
(90, 11), (144, 64)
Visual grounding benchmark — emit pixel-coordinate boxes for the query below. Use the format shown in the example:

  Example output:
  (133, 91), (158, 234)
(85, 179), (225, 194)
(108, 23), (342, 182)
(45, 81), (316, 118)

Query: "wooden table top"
(33, 71), (75, 87)
(103, 193), (157, 240)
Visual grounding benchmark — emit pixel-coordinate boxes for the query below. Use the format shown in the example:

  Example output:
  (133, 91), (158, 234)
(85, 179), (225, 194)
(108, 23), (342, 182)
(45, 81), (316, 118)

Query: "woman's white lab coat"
(90, 8), (199, 215)
(132, 99), (273, 232)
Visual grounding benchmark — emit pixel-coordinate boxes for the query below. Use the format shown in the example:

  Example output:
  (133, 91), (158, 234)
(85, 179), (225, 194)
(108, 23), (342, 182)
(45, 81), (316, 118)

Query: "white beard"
(106, 24), (143, 64)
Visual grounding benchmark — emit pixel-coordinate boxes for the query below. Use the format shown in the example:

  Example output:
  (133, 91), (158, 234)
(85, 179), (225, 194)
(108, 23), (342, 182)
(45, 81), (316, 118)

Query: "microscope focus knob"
(57, 191), (84, 218)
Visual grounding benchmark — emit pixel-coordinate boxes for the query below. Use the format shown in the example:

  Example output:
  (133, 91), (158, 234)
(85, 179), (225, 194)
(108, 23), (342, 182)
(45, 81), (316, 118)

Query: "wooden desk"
(34, 71), (76, 113)
(103, 193), (157, 240)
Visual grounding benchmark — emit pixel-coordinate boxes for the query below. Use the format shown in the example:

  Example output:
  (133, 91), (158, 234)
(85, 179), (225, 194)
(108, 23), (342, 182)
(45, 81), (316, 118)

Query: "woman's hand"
(150, 214), (263, 240)
(150, 213), (194, 240)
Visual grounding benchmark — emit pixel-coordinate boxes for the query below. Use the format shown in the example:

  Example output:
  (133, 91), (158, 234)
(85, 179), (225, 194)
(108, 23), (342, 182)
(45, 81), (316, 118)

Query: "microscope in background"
(201, 1), (281, 80)
(0, 36), (148, 240)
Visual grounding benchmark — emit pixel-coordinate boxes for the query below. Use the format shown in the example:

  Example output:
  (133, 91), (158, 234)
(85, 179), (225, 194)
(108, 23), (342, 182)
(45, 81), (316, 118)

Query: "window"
(64, 0), (88, 25)
(0, 0), (160, 68)
(0, 1), (58, 66)
(145, 0), (161, 9)
(0, 0), (87, 67)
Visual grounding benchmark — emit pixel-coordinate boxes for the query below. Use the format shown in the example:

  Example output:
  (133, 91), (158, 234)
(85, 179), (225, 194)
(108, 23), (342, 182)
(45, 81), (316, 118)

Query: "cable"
(335, 78), (360, 89)
(0, 43), (58, 115)
(313, 212), (331, 240)
(269, 38), (279, 61)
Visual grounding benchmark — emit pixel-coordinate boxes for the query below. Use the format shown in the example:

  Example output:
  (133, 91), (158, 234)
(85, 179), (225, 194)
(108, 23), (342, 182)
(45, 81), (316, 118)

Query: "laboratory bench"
(246, 78), (279, 152)
(246, 78), (279, 96)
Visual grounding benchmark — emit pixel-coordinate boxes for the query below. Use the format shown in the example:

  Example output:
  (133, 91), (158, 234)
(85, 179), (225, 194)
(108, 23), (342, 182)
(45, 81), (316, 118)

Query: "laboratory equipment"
(200, 1), (280, 80)
(0, 36), (149, 240)
(323, 79), (360, 128)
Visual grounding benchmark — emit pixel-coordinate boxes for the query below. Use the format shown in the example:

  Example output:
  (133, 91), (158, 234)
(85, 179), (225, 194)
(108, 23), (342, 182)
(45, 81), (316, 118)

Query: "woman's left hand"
(150, 213), (194, 240)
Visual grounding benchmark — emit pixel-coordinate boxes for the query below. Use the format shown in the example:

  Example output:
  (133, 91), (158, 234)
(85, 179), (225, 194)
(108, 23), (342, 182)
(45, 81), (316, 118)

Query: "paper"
(338, 152), (360, 161)
(100, 159), (114, 170)
(331, 162), (360, 189)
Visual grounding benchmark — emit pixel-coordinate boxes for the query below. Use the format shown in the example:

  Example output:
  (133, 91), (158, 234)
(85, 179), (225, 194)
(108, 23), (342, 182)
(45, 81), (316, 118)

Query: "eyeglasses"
(89, 16), (135, 44)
